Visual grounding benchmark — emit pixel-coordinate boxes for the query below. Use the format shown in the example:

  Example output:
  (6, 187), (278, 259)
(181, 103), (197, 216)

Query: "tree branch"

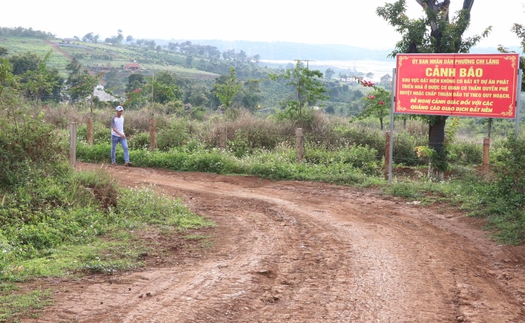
(414, 0), (425, 7)
(462, 0), (475, 21)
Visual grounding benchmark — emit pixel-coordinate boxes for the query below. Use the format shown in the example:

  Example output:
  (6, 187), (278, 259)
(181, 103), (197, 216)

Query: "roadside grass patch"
(182, 234), (214, 249)
(1, 180), (213, 281)
(117, 185), (214, 229)
(0, 283), (53, 322)
(0, 166), (214, 321)
(483, 211), (525, 245)
(78, 143), (386, 187)
(2, 237), (150, 280)
(77, 132), (525, 245)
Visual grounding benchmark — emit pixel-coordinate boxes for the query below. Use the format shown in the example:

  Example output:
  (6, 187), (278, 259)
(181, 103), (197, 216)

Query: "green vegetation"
(0, 283), (53, 321)
(1, 24), (525, 321)
(71, 106), (525, 248)
(0, 104), (213, 321)
(0, 27), (377, 118)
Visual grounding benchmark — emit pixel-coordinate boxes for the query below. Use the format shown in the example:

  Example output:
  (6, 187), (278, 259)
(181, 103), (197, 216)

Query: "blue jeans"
(111, 135), (129, 163)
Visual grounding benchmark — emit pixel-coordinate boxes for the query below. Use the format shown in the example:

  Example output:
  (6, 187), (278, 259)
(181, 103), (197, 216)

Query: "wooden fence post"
(482, 137), (490, 173)
(87, 116), (93, 145)
(219, 127), (227, 150)
(69, 122), (77, 168)
(296, 128), (304, 163)
(149, 118), (156, 151)
(384, 132), (390, 180)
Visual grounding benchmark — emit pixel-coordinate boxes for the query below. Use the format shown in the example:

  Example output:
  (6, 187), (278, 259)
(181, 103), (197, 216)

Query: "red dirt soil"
(23, 162), (525, 322)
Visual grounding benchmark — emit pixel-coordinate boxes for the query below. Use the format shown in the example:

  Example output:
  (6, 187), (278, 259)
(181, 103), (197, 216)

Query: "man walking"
(111, 105), (132, 166)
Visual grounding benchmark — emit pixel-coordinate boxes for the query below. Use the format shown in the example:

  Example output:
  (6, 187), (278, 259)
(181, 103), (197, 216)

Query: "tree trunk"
(87, 117), (93, 145)
(428, 116), (447, 154)
(428, 116), (448, 180)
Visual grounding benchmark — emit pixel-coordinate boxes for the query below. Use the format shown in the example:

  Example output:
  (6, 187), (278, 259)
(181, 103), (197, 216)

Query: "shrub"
(0, 109), (68, 188)
(392, 130), (426, 166)
(492, 135), (525, 198)
(128, 132), (150, 150)
(156, 119), (190, 151)
(448, 141), (483, 165)
(76, 121), (110, 145)
(469, 135), (525, 244)
(77, 142), (112, 163)
(330, 126), (384, 160)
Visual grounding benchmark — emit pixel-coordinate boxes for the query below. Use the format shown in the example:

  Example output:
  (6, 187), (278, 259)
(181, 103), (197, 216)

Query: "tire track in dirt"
(25, 163), (525, 322)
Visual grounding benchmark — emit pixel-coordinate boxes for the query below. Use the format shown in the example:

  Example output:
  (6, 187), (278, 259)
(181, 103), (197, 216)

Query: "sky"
(2, 1), (524, 50)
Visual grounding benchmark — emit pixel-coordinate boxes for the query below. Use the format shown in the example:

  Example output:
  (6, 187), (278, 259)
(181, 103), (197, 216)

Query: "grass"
(2, 102), (525, 321)
(0, 36), (72, 72)
(2, 235), (147, 280)
(1, 35), (218, 81)
(0, 283), (53, 322)
(53, 40), (218, 79)
(0, 181), (214, 281)
(0, 167), (214, 322)
(77, 142), (385, 188)
(182, 234), (215, 249)
(76, 135), (525, 247)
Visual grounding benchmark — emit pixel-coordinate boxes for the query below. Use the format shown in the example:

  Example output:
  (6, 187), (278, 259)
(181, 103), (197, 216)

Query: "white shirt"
(111, 115), (124, 137)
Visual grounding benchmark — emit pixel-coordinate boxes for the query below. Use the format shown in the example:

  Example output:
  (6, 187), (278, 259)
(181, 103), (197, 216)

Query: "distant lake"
(261, 59), (396, 82)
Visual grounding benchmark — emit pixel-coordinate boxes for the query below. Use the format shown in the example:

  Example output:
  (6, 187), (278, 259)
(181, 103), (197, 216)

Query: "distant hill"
(157, 39), (394, 61)
(156, 39), (520, 62)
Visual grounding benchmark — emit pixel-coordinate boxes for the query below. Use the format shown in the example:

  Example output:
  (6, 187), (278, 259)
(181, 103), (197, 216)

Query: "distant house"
(124, 63), (141, 71)
(91, 84), (121, 102)
(60, 38), (76, 44)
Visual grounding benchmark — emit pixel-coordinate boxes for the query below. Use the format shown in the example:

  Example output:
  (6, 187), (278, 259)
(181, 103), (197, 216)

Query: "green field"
(2, 36), (218, 79)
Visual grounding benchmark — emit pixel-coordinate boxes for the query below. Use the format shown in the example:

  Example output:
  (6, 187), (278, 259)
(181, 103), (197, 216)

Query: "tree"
(234, 79), (262, 112)
(380, 74), (393, 89)
(103, 67), (124, 95)
(511, 23), (525, 51)
(0, 58), (16, 98)
(7, 51), (63, 104)
(125, 71), (183, 108)
(325, 68), (335, 80)
(186, 56), (194, 67)
(116, 29), (124, 45)
(377, 0), (489, 174)
(338, 73), (349, 82)
(82, 32), (94, 42)
(67, 70), (102, 115)
(65, 58), (93, 102)
(269, 61), (328, 124)
(186, 84), (210, 108)
(213, 67), (242, 118)
(20, 51), (60, 106)
(354, 79), (391, 130)
(151, 71), (183, 104)
(9, 51), (41, 75)
(498, 25), (525, 85)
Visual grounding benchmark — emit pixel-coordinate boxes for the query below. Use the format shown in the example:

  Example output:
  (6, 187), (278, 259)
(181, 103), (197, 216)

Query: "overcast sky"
(2, 1), (524, 50)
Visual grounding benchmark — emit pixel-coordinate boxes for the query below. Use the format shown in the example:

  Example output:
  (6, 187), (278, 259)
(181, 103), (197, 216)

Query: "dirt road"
(25, 163), (525, 322)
